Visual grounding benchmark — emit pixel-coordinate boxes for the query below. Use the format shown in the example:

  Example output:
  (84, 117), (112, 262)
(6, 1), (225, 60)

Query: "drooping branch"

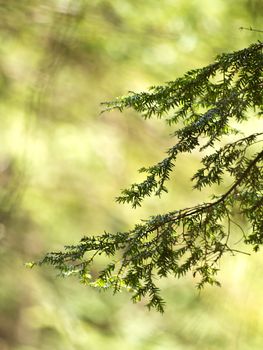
(32, 42), (263, 312)
(33, 148), (262, 312)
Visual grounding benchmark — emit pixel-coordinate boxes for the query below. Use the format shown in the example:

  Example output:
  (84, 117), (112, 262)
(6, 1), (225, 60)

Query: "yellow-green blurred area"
(0, 1), (262, 349)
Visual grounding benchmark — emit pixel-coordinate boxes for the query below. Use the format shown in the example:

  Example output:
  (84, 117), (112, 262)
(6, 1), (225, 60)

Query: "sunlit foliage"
(36, 42), (263, 313)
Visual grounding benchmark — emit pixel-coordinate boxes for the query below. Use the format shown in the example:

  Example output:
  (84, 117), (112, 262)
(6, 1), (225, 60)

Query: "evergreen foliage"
(33, 42), (263, 313)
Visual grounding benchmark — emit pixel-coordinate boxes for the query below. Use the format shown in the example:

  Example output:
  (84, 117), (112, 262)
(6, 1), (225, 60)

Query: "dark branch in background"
(239, 26), (263, 34)
(30, 42), (263, 312)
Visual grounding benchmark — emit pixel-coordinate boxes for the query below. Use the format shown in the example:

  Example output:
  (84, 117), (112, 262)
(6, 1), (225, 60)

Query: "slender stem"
(239, 27), (263, 34)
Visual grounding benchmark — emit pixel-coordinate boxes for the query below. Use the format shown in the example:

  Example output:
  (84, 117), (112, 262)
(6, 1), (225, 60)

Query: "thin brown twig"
(239, 27), (263, 34)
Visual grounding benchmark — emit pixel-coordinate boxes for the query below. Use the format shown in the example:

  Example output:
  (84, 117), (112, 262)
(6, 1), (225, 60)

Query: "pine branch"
(31, 42), (263, 312)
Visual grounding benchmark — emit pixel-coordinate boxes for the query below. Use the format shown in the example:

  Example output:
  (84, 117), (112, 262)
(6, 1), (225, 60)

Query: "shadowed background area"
(0, 1), (262, 349)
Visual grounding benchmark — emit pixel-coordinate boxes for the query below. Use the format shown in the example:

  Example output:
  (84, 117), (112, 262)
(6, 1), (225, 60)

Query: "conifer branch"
(32, 42), (263, 312)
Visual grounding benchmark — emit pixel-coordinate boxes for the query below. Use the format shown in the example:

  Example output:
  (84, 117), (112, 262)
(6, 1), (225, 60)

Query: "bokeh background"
(0, 1), (263, 349)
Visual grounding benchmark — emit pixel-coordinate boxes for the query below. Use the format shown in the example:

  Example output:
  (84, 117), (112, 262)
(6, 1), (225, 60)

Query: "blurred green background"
(0, 1), (263, 349)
